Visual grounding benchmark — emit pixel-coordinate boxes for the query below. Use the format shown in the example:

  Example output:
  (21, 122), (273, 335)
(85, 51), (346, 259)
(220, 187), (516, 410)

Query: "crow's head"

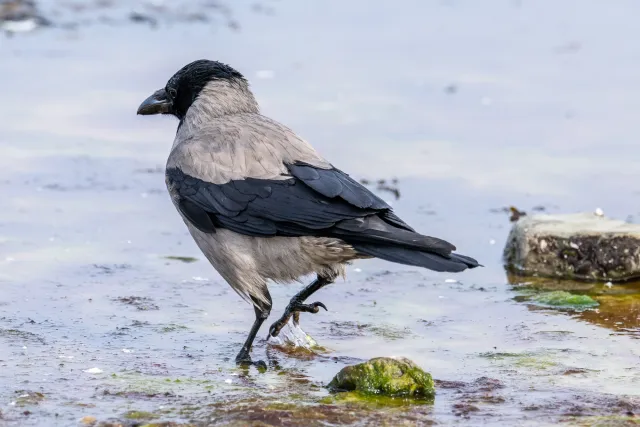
(137, 60), (248, 119)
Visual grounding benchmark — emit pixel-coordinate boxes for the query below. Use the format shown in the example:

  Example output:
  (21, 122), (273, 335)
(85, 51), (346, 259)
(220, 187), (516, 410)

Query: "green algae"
(368, 324), (413, 340)
(14, 391), (45, 406)
(263, 401), (304, 411)
(124, 410), (159, 420)
(479, 351), (557, 370)
(513, 356), (557, 370)
(532, 291), (599, 309)
(320, 391), (433, 406)
(508, 275), (640, 335)
(157, 324), (189, 333)
(327, 357), (435, 399)
(478, 351), (529, 360)
(105, 372), (216, 397)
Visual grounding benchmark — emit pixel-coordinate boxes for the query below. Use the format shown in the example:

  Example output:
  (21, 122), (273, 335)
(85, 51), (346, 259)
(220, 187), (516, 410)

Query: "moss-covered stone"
(14, 391), (45, 406)
(533, 291), (599, 309)
(327, 357), (435, 399)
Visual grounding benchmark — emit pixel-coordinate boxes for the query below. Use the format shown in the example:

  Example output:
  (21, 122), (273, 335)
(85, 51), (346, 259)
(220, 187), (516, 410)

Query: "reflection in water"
(507, 273), (640, 337)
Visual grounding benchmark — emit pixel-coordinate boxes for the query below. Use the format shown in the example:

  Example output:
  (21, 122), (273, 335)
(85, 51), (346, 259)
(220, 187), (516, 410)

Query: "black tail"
(330, 215), (480, 273)
(352, 243), (480, 272)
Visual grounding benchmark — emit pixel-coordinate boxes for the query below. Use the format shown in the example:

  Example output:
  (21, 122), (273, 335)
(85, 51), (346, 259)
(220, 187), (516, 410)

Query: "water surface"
(1, 1), (639, 425)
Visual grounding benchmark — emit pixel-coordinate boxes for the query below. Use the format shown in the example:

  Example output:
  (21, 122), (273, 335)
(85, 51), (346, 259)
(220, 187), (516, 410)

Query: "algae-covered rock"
(327, 357), (434, 399)
(504, 213), (640, 282)
(532, 291), (599, 309)
(14, 391), (45, 406)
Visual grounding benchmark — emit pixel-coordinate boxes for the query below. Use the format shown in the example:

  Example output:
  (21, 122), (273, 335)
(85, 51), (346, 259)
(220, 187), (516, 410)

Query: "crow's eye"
(168, 88), (177, 99)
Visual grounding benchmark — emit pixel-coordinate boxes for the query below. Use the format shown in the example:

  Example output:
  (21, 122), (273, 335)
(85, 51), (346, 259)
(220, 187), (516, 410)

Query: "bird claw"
(313, 301), (328, 311)
(268, 301), (328, 338)
(297, 301), (327, 314)
(267, 323), (281, 338)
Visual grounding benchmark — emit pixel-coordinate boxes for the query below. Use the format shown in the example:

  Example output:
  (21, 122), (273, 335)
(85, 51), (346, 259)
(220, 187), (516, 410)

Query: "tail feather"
(352, 243), (480, 273)
(333, 213), (480, 273)
(333, 216), (456, 256)
(448, 252), (481, 267)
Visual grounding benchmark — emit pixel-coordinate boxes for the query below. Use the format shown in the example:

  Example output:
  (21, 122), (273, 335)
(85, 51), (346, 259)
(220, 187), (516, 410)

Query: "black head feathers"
(165, 60), (246, 118)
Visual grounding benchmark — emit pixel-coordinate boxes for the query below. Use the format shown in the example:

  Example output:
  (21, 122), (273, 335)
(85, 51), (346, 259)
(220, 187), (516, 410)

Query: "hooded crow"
(138, 59), (480, 367)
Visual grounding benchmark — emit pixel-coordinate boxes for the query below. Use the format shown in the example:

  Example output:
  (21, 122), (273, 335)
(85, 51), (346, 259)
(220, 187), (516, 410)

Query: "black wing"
(167, 163), (455, 256)
(288, 163), (416, 232)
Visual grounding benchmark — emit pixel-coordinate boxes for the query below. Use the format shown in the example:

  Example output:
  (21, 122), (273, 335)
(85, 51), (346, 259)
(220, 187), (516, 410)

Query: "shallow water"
(1, 1), (639, 425)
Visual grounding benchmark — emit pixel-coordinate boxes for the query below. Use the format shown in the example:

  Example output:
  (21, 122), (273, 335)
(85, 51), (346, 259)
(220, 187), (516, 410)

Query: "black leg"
(236, 292), (272, 369)
(268, 274), (333, 338)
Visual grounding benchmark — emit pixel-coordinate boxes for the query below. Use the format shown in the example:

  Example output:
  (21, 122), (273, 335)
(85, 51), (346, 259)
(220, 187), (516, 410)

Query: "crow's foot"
(268, 301), (327, 338)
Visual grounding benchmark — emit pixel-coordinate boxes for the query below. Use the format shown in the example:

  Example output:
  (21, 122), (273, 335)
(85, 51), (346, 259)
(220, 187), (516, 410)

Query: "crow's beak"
(137, 88), (172, 115)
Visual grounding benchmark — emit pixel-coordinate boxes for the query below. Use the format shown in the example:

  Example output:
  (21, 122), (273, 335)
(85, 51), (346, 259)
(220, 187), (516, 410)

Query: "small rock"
(504, 213), (640, 282)
(509, 206), (527, 222)
(84, 367), (103, 374)
(0, 0), (49, 33)
(327, 357), (435, 399)
(80, 416), (97, 425)
(14, 391), (44, 406)
(453, 402), (480, 416)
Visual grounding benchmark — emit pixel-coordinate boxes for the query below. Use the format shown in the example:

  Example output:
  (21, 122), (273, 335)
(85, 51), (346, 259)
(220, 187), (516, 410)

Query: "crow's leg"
(268, 274), (334, 338)
(236, 292), (272, 369)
